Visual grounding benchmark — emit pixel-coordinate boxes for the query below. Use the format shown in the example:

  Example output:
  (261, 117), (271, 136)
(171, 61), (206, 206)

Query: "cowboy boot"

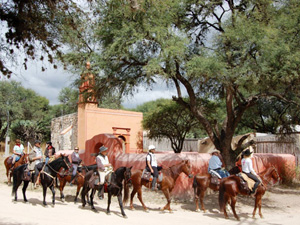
(151, 177), (157, 191)
(69, 175), (75, 186)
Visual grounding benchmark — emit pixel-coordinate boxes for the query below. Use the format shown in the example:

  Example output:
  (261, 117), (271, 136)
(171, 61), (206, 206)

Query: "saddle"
(238, 172), (255, 193)
(210, 173), (220, 185)
(141, 169), (163, 182)
(7, 156), (13, 165)
(88, 172), (100, 189)
(22, 168), (32, 181)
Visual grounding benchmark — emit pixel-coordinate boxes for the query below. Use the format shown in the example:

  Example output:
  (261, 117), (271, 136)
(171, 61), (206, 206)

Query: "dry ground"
(1, 153), (300, 225)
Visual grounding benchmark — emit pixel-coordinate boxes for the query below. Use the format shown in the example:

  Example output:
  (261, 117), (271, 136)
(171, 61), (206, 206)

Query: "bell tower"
(77, 62), (98, 150)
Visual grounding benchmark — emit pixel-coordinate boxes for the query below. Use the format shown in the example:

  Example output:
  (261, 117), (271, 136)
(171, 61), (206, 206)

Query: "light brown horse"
(193, 166), (240, 212)
(219, 166), (280, 220)
(126, 160), (193, 211)
(4, 153), (29, 185)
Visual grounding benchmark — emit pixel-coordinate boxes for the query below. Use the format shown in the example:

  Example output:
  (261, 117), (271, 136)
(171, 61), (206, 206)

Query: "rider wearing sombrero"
(241, 149), (261, 195)
(208, 149), (230, 178)
(96, 146), (113, 199)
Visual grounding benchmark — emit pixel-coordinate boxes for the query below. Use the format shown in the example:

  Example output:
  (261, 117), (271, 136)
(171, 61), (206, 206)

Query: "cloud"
(11, 61), (75, 105)
(8, 61), (184, 108)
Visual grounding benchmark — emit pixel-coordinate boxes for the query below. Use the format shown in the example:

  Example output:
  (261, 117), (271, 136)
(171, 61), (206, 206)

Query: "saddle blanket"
(240, 172), (255, 191)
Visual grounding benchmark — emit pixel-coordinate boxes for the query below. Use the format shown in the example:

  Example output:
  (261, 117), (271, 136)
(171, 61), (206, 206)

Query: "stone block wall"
(51, 113), (78, 150)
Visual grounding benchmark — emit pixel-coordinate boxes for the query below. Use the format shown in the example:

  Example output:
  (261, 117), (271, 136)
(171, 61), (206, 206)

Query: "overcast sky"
(5, 60), (178, 109)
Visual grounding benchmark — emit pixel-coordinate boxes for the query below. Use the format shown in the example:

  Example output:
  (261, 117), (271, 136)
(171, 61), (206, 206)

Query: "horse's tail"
(218, 179), (226, 212)
(123, 180), (130, 205)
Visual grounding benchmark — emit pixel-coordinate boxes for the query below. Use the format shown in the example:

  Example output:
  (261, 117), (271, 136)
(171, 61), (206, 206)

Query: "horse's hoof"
(122, 214), (128, 218)
(107, 212), (111, 215)
(195, 209), (200, 212)
(61, 198), (65, 202)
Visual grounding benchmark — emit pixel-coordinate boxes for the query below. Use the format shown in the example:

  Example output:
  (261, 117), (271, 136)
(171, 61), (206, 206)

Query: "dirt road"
(1, 153), (300, 225)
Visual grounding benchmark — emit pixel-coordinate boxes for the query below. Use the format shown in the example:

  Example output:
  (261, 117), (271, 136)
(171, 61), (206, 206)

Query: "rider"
(44, 141), (56, 165)
(241, 149), (261, 195)
(11, 139), (25, 170)
(208, 149), (230, 178)
(31, 140), (44, 189)
(146, 145), (162, 191)
(96, 146), (113, 199)
(69, 146), (82, 186)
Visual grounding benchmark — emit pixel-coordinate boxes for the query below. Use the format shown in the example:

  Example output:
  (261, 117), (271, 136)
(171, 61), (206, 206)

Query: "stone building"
(51, 62), (143, 153)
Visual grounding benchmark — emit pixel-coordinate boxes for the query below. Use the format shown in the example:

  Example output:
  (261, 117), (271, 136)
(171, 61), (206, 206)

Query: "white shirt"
(241, 157), (257, 175)
(13, 144), (24, 155)
(33, 146), (43, 164)
(208, 155), (222, 171)
(147, 152), (157, 167)
(96, 154), (110, 171)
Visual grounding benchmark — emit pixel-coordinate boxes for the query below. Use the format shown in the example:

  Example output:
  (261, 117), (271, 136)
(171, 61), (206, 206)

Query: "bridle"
(262, 166), (280, 186)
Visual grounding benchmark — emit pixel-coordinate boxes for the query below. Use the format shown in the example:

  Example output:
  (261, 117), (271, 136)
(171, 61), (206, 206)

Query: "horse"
(219, 166), (280, 220)
(4, 153), (29, 185)
(81, 166), (132, 218)
(127, 160), (193, 211)
(193, 166), (240, 212)
(12, 154), (72, 205)
(57, 164), (97, 203)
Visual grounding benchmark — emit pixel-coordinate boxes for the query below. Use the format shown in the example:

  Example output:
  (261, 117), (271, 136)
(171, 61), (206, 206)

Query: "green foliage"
(0, 80), (51, 142)
(142, 99), (199, 153)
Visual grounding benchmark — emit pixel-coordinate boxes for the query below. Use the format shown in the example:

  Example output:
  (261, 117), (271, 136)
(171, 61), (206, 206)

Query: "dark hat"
(242, 149), (252, 156)
(99, 146), (108, 153)
(47, 141), (52, 145)
(35, 140), (41, 144)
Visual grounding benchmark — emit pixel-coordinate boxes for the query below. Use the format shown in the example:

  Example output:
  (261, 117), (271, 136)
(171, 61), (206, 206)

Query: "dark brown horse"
(81, 167), (132, 218)
(57, 164), (97, 203)
(127, 160), (193, 211)
(219, 166), (280, 220)
(4, 153), (29, 185)
(193, 166), (240, 212)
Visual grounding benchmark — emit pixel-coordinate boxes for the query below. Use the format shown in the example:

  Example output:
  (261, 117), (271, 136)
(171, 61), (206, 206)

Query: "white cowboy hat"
(210, 149), (220, 154)
(148, 145), (156, 151)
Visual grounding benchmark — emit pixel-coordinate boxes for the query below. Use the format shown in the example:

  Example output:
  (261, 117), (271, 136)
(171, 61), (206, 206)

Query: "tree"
(0, 80), (50, 142)
(0, 0), (87, 77)
(58, 87), (79, 114)
(143, 99), (199, 153)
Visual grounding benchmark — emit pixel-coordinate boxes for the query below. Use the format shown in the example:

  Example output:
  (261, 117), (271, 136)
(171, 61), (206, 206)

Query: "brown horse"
(57, 164), (97, 203)
(193, 166), (240, 212)
(4, 153), (29, 185)
(219, 166), (280, 220)
(127, 160), (193, 211)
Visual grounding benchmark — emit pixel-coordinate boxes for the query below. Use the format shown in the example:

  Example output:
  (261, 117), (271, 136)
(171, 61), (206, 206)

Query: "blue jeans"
(215, 169), (230, 178)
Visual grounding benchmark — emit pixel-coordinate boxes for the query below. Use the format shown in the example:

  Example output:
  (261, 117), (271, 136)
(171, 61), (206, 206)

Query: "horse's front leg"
(90, 188), (96, 210)
(22, 181), (29, 202)
(42, 185), (48, 206)
(161, 189), (172, 211)
(253, 195), (263, 218)
(117, 194), (127, 218)
(107, 192), (112, 215)
(50, 184), (56, 205)
(59, 179), (66, 200)
(74, 184), (81, 203)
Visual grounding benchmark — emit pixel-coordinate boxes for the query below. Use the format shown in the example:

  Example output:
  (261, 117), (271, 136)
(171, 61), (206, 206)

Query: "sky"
(5, 60), (178, 109)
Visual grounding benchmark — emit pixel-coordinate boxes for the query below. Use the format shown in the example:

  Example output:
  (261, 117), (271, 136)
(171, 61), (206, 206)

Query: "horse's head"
(181, 160), (193, 178)
(57, 154), (72, 171)
(23, 153), (30, 164)
(124, 166), (132, 187)
(270, 166), (280, 185)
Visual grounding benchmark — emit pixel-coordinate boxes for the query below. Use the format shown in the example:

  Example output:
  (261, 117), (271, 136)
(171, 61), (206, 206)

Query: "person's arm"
(146, 155), (153, 173)
(248, 159), (257, 175)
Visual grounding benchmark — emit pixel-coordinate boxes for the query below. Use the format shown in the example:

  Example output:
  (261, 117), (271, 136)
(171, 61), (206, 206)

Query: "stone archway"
(80, 133), (123, 166)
